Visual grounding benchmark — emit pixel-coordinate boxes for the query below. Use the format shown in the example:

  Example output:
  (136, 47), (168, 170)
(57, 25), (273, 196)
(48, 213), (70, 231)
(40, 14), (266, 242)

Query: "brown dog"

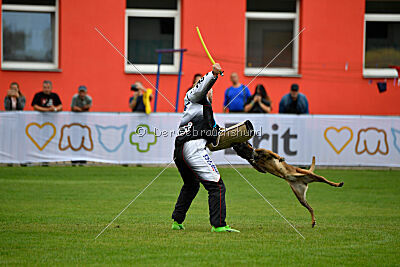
(233, 142), (344, 227)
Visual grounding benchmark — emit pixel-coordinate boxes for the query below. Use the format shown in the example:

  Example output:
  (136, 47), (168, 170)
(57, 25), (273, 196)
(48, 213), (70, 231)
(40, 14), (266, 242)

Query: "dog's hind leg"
(288, 181), (316, 227)
(295, 168), (344, 187)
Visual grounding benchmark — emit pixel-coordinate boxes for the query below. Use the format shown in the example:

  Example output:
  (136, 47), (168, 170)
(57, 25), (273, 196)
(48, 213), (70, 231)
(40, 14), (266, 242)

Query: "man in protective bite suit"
(171, 63), (239, 233)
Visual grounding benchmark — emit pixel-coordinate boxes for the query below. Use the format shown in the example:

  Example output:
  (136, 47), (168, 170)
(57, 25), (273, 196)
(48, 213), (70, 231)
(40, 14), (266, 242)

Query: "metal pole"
(154, 53), (162, 112)
(175, 51), (184, 112)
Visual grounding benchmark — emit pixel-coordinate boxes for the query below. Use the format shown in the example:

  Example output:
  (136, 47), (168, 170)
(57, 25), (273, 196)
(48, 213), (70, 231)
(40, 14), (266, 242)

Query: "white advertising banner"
(0, 112), (399, 167)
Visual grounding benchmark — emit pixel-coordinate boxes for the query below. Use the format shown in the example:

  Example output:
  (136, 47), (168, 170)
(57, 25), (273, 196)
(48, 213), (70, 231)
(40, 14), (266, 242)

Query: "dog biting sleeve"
(232, 142), (267, 173)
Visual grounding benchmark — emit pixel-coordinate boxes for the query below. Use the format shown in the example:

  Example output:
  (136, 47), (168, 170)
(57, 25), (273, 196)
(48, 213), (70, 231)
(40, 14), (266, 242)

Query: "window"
(364, 0), (400, 78)
(125, 0), (180, 74)
(245, 0), (300, 77)
(1, 0), (59, 71)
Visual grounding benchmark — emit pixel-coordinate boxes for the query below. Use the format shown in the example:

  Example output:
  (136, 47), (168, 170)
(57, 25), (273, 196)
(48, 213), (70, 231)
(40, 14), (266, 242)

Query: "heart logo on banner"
(324, 126), (353, 154)
(25, 122), (57, 151)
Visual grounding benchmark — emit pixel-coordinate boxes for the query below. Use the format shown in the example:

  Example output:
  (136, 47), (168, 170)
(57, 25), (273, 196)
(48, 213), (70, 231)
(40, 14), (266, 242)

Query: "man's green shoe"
(211, 225), (240, 233)
(172, 221), (185, 230)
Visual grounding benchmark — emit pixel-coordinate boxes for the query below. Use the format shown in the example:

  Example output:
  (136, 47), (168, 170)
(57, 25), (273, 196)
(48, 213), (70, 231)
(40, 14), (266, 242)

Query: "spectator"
(31, 80), (62, 112)
(129, 81), (153, 113)
(279, 84), (309, 114)
(223, 72), (250, 113)
(187, 73), (202, 92)
(4, 82), (25, 111)
(244, 84), (272, 113)
(71, 85), (92, 112)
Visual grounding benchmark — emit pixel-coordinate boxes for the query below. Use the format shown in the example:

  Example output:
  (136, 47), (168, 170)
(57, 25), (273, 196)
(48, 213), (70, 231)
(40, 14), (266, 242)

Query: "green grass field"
(0, 166), (399, 266)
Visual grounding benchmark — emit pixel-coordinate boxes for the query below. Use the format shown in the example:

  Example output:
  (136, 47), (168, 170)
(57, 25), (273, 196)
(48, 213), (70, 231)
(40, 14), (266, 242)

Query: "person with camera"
(129, 81), (153, 113)
(4, 82), (26, 111)
(244, 84), (272, 113)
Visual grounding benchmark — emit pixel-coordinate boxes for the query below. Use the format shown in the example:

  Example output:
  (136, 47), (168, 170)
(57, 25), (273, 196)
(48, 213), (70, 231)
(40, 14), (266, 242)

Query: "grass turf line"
(0, 167), (399, 265)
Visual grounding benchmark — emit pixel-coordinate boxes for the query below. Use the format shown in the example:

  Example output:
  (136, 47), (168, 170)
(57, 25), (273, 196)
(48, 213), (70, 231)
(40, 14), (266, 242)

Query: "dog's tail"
(309, 156), (316, 172)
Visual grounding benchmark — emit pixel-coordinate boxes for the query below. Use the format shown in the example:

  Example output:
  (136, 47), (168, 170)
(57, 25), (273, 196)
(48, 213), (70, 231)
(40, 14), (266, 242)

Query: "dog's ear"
(246, 142), (255, 149)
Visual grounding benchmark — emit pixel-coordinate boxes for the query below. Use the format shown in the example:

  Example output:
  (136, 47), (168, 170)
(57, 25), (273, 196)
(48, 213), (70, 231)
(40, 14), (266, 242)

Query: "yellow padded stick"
(196, 26), (224, 76)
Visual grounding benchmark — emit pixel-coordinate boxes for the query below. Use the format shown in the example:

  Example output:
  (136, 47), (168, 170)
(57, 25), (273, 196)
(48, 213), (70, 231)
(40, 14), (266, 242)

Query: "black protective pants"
(172, 144), (227, 227)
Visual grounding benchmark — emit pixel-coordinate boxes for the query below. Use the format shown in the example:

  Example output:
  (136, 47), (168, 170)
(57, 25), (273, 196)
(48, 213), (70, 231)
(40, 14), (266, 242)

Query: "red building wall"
(1, 0), (399, 115)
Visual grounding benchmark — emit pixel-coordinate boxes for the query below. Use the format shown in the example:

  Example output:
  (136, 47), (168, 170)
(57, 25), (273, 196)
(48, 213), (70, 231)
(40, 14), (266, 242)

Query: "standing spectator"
(31, 80), (62, 112)
(4, 82), (25, 111)
(129, 81), (153, 113)
(279, 84), (309, 114)
(187, 73), (202, 92)
(71, 85), (92, 112)
(244, 84), (272, 113)
(223, 72), (250, 113)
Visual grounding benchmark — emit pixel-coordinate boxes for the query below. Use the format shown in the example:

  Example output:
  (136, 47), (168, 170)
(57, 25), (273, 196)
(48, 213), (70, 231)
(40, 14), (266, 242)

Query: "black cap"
(291, 84), (299, 92)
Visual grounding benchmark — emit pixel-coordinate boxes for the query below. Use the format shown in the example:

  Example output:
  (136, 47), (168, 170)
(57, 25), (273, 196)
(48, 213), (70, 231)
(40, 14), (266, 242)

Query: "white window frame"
(245, 0), (300, 77)
(1, 2), (59, 71)
(125, 1), (180, 74)
(363, 13), (400, 78)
